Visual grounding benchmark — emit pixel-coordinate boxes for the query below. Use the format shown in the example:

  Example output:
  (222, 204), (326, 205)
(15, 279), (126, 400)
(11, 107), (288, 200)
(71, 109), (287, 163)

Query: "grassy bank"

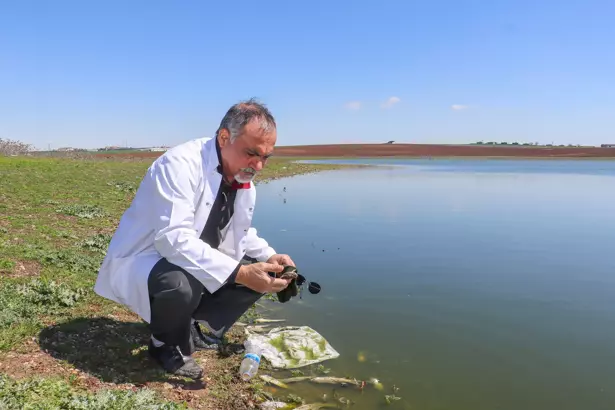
(0, 155), (348, 409)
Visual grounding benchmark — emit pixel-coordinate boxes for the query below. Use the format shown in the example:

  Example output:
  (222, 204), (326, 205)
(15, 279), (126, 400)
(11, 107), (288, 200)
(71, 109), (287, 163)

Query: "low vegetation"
(0, 154), (347, 409)
(0, 138), (34, 156)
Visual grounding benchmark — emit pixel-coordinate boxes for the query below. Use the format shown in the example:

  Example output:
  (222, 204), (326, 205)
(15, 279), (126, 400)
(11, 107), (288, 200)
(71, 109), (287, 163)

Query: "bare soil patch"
(32, 317), (260, 409)
(0, 338), (112, 391)
(3, 260), (42, 278)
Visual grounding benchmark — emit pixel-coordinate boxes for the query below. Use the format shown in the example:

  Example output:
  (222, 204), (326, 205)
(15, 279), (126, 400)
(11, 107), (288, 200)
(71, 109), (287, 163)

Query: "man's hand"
(235, 262), (291, 293)
(267, 254), (295, 267)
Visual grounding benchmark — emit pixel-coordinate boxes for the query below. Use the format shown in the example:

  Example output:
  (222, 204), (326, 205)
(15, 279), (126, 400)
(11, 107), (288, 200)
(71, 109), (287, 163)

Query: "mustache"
(240, 168), (257, 174)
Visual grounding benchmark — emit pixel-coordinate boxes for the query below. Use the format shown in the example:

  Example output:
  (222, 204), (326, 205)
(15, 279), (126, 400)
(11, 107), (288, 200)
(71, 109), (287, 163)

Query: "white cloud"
(344, 101), (362, 110)
(451, 104), (469, 111)
(381, 96), (401, 109)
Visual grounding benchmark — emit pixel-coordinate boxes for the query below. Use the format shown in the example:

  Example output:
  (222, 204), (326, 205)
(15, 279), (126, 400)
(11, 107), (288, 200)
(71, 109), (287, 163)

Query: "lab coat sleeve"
(148, 155), (239, 293)
(244, 226), (277, 262)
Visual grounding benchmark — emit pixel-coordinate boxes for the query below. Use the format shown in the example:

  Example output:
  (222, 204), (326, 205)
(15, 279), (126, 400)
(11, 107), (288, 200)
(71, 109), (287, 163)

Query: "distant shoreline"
(86, 143), (615, 160)
(272, 143), (615, 159)
(288, 156), (615, 162)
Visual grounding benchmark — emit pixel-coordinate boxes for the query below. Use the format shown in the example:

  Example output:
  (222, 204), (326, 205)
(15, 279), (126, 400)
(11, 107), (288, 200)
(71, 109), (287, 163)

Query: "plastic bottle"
(239, 340), (261, 381)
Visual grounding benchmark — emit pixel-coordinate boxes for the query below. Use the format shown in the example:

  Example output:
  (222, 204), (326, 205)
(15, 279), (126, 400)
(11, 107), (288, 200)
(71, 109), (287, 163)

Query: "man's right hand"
(235, 262), (290, 293)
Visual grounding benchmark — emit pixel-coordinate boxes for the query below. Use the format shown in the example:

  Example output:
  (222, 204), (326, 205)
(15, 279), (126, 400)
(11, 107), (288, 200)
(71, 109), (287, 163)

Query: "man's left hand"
(267, 253), (295, 267)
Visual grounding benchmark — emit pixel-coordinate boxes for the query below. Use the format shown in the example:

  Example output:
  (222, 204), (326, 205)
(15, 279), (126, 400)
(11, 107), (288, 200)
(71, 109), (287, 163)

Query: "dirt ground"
(93, 144), (615, 159)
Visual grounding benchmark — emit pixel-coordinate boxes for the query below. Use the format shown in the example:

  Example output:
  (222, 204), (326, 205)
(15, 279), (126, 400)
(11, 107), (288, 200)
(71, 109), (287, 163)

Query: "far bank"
(86, 143), (615, 160)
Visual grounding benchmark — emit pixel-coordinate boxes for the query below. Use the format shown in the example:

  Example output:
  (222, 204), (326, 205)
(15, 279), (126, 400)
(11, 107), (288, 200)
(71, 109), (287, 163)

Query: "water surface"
(251, 158), (615, 410)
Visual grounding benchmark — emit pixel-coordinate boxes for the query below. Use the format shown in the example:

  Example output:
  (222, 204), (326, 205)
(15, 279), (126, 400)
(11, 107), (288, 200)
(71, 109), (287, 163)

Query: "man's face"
(218, 119), (276, 183)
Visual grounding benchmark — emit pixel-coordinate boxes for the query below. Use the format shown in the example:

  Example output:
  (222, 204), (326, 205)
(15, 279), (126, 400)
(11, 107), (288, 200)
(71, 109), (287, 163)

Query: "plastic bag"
(245, 326), (339, 369)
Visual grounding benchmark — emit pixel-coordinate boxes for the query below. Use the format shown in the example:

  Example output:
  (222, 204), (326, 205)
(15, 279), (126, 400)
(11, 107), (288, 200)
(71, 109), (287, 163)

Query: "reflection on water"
(250, 159), (615, 410)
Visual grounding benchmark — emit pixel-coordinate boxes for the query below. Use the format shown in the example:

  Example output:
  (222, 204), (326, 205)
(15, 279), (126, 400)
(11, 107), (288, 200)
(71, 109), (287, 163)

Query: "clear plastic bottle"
(239, 341), (261, 381)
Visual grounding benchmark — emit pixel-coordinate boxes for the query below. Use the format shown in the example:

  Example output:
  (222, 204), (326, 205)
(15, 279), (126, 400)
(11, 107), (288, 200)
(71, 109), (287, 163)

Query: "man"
(94, 99), (294, 380)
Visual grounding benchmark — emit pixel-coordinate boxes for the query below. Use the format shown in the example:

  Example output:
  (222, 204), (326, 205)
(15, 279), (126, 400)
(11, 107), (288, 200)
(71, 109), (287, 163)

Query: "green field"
(0, 155), (345, 409)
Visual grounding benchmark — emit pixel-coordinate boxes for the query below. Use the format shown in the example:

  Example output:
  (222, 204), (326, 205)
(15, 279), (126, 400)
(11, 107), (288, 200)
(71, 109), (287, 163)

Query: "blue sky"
(1, 0), (613, 149)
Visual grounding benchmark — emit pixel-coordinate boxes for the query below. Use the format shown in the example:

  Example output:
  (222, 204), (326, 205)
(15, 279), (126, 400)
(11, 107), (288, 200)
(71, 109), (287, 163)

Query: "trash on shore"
(245, 326), (339, 369)
(245, 320), (388, 406)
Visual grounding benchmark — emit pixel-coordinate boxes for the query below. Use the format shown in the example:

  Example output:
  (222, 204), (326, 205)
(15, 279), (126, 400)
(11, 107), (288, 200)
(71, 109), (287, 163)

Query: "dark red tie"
(230, 181), (251, 190)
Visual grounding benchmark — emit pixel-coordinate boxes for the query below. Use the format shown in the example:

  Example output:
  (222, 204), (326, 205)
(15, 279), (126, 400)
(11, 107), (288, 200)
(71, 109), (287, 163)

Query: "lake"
(251, 158), (615, 410)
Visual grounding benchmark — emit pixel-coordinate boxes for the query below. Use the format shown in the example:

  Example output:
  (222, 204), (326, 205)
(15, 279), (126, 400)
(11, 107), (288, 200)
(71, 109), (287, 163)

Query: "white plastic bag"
(245, 326), (339, 369)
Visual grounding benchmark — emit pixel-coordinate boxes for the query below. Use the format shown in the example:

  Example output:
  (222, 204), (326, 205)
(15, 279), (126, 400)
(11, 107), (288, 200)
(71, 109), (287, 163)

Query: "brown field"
(94, 143), (615, 159)
(272, 143), (615, 158)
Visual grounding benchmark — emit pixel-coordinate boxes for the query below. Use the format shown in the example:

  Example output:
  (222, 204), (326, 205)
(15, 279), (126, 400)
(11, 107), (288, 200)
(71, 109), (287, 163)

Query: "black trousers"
(147, 256), (264, 355)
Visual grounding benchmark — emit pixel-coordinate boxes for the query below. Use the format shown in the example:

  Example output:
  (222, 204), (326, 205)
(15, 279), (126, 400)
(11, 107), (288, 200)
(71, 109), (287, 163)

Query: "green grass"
(0, 259), (15, 272)
(0, 373), (186, 409)
(0, 155), (349, 409)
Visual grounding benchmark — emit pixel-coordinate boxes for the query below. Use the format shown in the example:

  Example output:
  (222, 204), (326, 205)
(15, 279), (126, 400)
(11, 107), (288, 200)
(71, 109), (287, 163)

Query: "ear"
(217, 128), (230, 148)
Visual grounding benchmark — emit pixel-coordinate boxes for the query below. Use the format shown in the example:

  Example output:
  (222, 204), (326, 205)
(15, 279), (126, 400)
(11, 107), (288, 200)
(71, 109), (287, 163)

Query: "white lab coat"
(94, 136), (276, 323)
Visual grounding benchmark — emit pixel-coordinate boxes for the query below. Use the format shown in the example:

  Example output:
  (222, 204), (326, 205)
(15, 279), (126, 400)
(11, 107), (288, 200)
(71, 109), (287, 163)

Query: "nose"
(252, 158), (264, 172)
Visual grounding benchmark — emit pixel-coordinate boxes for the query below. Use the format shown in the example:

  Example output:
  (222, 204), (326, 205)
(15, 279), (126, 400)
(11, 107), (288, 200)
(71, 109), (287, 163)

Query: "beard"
(234, 167), (257, 183)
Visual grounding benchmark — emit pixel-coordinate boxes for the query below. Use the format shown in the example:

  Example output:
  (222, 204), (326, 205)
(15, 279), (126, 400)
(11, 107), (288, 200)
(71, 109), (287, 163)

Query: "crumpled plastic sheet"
(245, 326), (340, 369)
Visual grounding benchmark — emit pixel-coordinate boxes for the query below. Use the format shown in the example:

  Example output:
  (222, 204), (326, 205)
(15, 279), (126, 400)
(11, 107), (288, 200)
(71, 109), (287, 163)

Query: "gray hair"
(215, 98), (276, 143)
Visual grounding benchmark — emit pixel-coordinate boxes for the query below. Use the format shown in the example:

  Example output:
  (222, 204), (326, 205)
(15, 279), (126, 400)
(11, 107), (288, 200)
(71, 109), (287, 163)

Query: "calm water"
(251, 159), (615, 410)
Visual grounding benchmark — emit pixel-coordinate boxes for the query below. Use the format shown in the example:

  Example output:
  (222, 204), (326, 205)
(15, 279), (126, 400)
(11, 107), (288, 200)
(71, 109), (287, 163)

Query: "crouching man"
(94, 99), (293, 380)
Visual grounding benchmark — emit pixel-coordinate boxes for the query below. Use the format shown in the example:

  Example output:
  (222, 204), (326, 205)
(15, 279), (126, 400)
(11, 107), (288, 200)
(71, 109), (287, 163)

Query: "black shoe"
(191, 322), (245, 356)
(191, 321), (223, 350)
(148, 340), (204, 380)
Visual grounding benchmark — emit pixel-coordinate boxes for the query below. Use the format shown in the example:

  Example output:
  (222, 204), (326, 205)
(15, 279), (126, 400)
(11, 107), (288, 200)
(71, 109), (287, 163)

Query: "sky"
(1, 0), (614, 150)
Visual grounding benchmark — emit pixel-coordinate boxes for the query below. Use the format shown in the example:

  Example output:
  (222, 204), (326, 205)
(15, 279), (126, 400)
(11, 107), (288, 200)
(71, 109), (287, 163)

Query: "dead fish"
(338, 396), (354, 406)
(280, 376), (313, 383)
(259, 390), (275, 401)
(294, 404), (338, 410)
(369, 377), (384, 391)
(259, 374), (289, 389)
(384, 394), (401, 404)
(254, 318), (286, 324)
(310, 377), (360, 387)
